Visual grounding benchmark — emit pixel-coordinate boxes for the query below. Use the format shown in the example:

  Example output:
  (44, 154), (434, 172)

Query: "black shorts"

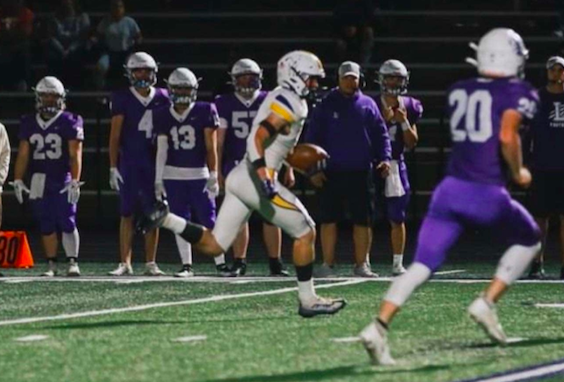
(317, 170), (375, 226)
(529, 170), (564, 218)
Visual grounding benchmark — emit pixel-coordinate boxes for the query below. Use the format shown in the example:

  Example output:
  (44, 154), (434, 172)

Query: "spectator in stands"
(527, 56), (564, 279)
(45, 0), (91, 89)
(93, 0), (141, 90)
(306, 61), (391, 278)
(0, 0), (33, 91)
(333, 0), (375, 66)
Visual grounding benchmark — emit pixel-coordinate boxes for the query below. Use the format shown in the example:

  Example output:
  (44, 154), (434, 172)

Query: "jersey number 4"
(29, 133), (62, 160)
(449, 89), (493, 143)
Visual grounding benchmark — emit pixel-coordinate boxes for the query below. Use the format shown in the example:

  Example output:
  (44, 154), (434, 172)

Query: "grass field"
(1, 263), (564, 382)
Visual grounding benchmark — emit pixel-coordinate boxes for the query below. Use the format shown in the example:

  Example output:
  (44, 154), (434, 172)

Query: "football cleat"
(174, 265), (194, 278)
(41, 269), (57, 277)
(231, 260), (247, 277)
(67, 263), (80, 277)
(108, 263), (133, 276)
(468, 296), (507, 345)
(314, 263), (336, 278)
(359, 320), (396, 366)
(144, 262), (165, 276)
(216, 263), (234, 277)
(527, 260), (545, 279)
(392, 264), (407, 276)
(354, 263), (379, 278)
(41, 261), (58, 277)
(298, 296), (347, 318)
(137, 199), (170, 234)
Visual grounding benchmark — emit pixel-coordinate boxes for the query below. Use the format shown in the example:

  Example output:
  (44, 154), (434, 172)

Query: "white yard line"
(0, 279), (366, 327)
(535, 303), (564, 308)
(435, 269), (466, 275)
(1, 276), (562, 285)
(464, 359), (564, 382)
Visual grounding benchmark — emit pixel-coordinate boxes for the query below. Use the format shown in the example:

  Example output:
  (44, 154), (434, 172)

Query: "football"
(285, 143), (329, 174)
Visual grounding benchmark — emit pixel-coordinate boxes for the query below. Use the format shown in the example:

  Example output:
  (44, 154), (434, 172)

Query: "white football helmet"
(466, 28), (529, 78)
(124, 52), (158, 88)
(230, 58), (263, 97)
(166, 67), (199, 105)
(277, 50), (325, 98)
(33, 76), (66, 115)
(377, 59), (409, 95)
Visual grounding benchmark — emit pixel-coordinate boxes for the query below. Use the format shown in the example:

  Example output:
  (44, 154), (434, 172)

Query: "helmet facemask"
(126, 67), (157, 89)
(35, 91), (66, 117)
(232, 73), (262, 99)
(378, 73), (409, 96)
(168, 85), (197, 106)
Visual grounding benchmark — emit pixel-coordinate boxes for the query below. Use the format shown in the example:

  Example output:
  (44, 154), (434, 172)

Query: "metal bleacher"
(2, 0), (561, 228)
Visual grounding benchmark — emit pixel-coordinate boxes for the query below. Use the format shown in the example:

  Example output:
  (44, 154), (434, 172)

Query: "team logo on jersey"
(333, 112), (338, 119)
(549, 102), (564, 127)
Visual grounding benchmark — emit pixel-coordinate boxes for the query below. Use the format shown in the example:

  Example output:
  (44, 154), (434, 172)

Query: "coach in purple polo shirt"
(306, 61), (391, 278)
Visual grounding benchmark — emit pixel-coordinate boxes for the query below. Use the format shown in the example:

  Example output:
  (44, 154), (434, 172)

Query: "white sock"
(393, 254), (404, 267)
(62, 228), (79, 259)
(495, 242), (541, 285)
(384, 262), (432, 307)
(214, 254), (226, 265)
(162, 213), (187, 234)
(175, 235), (192, 265)
(298, 279), (317, 304)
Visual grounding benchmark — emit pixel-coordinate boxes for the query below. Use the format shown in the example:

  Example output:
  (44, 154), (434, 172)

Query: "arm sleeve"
(155, 135), (168, 183)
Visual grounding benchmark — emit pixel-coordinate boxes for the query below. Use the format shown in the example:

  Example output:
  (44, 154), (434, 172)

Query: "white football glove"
(60, 179), (84, 204)
(9, 179), (30, 204)
(109, 167), (124, 191)
(155, 181), (166, 201)
(205, 171), (220, 199)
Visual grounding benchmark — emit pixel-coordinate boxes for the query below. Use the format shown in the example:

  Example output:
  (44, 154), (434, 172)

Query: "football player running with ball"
(358, 29), (541, 365)
(141, 50), (346, 318)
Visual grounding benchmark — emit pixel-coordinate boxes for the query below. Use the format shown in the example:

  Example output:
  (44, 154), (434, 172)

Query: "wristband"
(401, 121), (410, 132)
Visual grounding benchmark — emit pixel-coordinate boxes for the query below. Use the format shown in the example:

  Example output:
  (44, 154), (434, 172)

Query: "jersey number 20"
(449, 89), (492, 143)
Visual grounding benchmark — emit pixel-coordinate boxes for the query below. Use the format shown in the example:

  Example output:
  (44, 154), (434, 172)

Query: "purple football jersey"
(530, 87), (564, 170)
(154, 103), (219, 168)
(375, 95), (423, 161)
(214, 91), (268, 171)
(19, 111), (84, 187)
(110, 87), (170, 167)
(446, 77), (538, 185)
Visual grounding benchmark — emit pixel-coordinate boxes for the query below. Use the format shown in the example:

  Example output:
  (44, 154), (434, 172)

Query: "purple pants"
(32, 182), (77, 235)
(386, 166), (411, 224)
(414, 176), (540, 271)
(118, 165), (156, 217)
(164, 179), (216, 228)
